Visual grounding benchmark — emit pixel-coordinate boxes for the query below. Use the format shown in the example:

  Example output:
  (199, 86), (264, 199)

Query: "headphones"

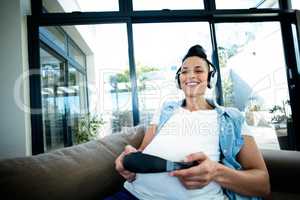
(175, 59), (218, 89)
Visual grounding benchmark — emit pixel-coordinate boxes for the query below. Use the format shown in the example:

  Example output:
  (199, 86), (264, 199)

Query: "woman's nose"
(187, 70), (196, 78)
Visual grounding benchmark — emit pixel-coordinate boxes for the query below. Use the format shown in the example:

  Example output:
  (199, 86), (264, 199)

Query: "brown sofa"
(0, 125), (300, 200)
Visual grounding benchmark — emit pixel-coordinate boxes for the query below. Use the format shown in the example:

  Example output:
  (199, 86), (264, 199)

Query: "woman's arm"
(171, 136), (270, 198)
(214, 135), (270, 197)
(138, 124), (157, 151)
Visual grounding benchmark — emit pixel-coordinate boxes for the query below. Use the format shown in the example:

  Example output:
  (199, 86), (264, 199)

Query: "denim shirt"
(156, 99), (262, 200)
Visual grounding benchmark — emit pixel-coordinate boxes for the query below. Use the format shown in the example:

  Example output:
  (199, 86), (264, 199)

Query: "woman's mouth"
(185, 81), (200, 87)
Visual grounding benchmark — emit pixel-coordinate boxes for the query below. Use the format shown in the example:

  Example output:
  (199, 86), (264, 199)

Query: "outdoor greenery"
(109, 63), (159, 92)
(74, 113), (105, 144)
(218, 46), (239, 68)
(111, 110), (133, 133)
(222, 77), (234, 107)
(68, 70), (77, 86)
(269, 100), (292, 124)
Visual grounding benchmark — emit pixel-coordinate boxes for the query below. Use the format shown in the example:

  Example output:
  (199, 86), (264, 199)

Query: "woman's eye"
(180, 70), (203, 74)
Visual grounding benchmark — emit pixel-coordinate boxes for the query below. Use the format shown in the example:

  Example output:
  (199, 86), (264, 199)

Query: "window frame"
(28, 0), (300, 154)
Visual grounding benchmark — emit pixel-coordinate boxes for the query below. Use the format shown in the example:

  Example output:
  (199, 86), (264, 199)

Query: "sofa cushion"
(0, 125), (145, 200)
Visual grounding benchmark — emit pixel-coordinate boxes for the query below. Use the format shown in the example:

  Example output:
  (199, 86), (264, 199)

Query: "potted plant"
(74, 113), (105, 144)
(269, 100), (294, 149)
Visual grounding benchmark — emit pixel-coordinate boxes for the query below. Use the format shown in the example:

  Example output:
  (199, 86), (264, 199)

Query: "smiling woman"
(106, 45), (271, 200)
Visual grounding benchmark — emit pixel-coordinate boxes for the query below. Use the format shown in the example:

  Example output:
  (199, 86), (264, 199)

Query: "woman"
(107, 45), (270, 200)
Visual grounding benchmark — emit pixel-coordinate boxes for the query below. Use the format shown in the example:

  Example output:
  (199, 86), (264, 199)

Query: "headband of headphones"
(175, 45), (217, 89)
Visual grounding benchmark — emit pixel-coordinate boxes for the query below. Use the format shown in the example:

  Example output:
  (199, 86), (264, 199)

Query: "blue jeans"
(103, 186), (139, 200)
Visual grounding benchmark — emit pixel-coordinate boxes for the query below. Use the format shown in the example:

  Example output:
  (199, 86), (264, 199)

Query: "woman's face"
(179, 56), (209, 97)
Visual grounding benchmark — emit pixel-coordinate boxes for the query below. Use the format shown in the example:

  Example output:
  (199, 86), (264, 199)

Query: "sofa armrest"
(262, 149), (300, 200)
(0, 125), (145, 200)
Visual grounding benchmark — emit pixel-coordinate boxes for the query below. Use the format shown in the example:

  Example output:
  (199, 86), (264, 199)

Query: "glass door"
(40, 46), (68, 151)
(67, 66), (88, 143)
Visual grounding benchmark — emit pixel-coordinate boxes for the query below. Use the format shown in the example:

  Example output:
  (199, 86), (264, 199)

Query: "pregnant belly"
(131, 172), (189, 200)
(128, 172), (223, 200)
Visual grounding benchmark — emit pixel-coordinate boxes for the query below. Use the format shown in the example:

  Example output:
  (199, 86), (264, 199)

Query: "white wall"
(0, 0), (31, 159)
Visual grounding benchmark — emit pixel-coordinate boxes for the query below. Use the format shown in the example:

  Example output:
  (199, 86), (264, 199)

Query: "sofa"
(0, 125), (300, 200)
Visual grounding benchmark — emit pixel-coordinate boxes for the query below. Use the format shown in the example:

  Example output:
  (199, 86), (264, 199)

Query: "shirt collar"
(178, 98), (226, 116)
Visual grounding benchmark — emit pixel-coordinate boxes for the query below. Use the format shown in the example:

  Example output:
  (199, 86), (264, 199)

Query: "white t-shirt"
(124, 107), (250, 200)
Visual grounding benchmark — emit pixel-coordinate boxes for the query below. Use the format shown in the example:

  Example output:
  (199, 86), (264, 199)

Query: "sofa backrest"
(0, 125), (145, 200)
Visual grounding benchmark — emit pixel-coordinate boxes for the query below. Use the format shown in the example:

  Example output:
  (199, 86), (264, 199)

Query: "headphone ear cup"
(175, 73), (181, 89)
(207, 71), (212, 88)
(208, 70), (217, 89)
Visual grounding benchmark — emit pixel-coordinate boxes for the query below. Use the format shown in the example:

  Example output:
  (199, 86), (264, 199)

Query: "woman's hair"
(182, 44), (208, 63)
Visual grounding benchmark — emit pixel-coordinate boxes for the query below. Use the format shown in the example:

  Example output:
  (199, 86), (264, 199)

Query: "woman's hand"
(115, 145), (138, 182)
(170, 152), (219, 189)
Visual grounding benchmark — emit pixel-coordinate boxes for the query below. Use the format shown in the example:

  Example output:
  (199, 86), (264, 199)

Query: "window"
(92, 24), (134, 134)
(40, 25), (88, 151)
(40, 47), (67, 151)
(216, 0), (278, 9)
(291, 0), (300, 9)
(42, 0), (119, 12)
(216, 22), (291, 150)
(133, 0), (204, 11)
(56, 24), (135, 135)
(29, 1), (300, 153)
(133, 22), (212, 125)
